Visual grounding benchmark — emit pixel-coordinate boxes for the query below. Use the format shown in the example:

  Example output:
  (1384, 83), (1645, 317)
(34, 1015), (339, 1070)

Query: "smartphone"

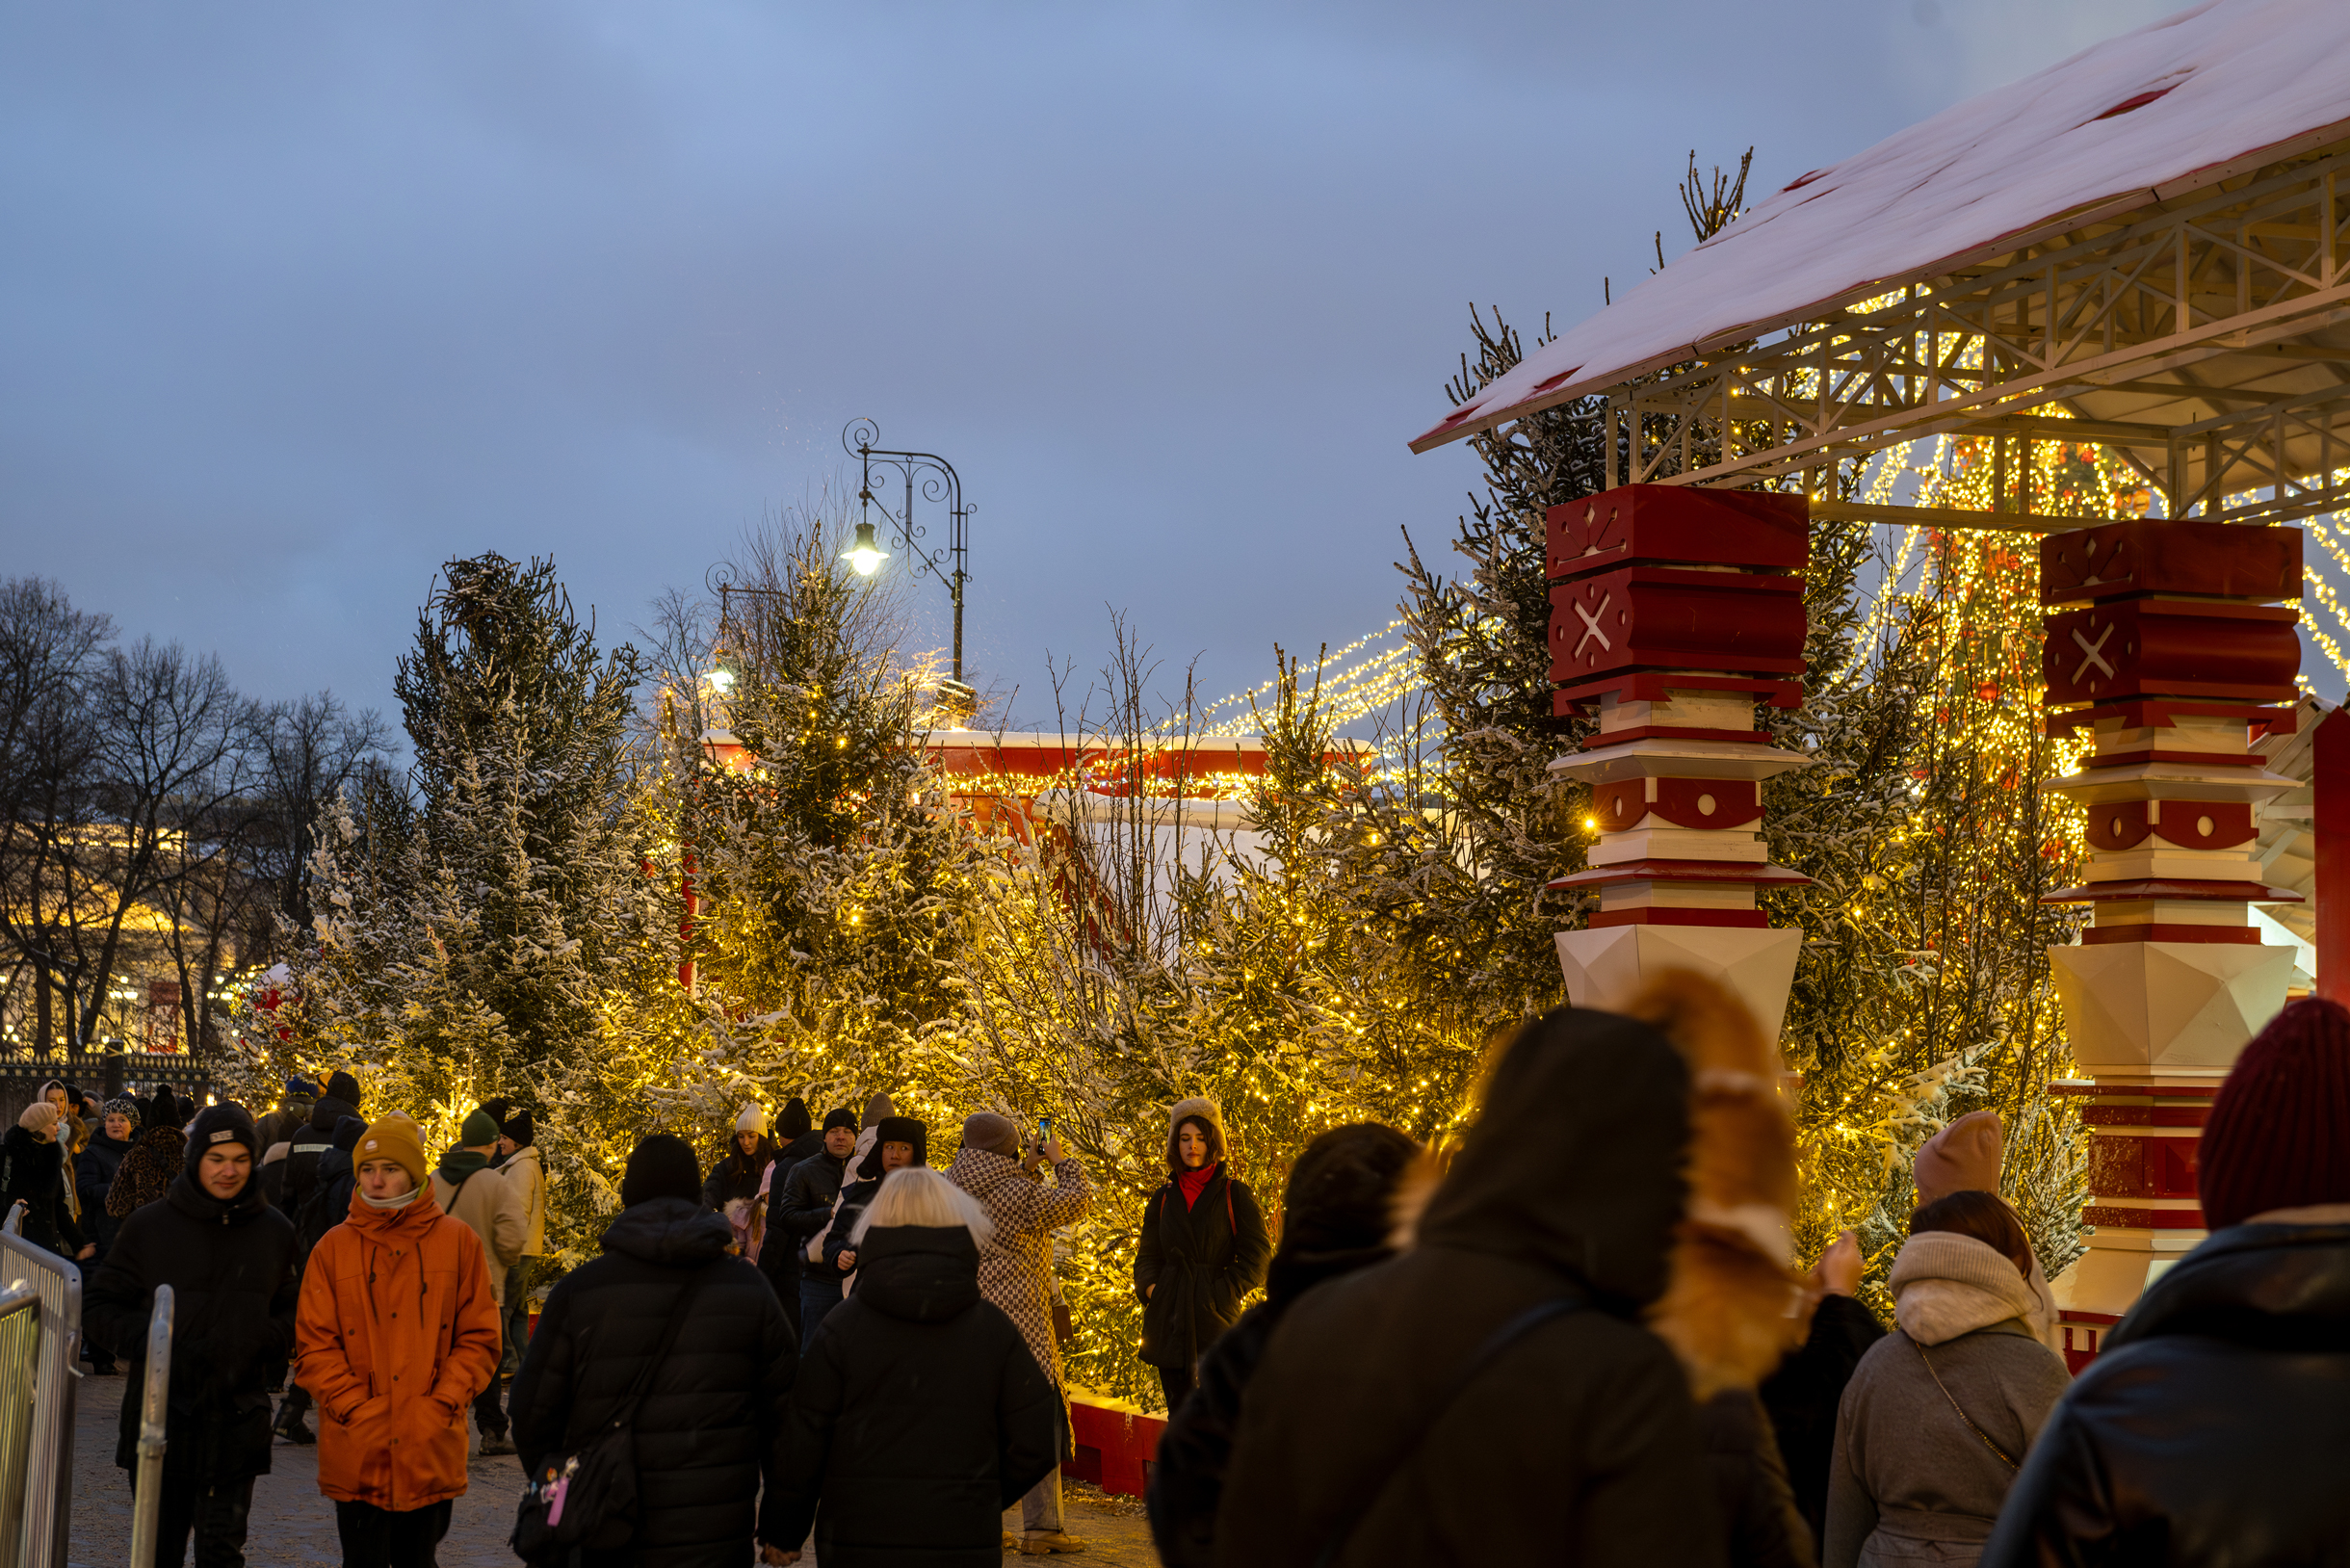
(1037, 1115), (1054, 1147)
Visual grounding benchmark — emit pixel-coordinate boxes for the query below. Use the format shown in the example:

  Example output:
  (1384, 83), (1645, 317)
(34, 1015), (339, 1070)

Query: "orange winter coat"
(295, 1186), (501, 1509)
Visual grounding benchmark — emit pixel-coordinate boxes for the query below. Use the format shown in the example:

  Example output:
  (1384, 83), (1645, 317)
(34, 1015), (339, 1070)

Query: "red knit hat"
(2199, 997), (2350, 1230)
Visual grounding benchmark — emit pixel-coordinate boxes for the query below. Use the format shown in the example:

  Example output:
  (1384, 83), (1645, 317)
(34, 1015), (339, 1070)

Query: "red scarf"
(1175, 1161), (1217, 1211)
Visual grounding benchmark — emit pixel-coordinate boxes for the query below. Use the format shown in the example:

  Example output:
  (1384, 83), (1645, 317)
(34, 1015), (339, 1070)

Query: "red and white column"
(2037, 517), (2305, 1362)
(1544, 485), (1815, 1039)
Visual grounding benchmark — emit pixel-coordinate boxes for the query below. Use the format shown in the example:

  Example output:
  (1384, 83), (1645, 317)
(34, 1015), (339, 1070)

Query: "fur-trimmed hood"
(1165, 1095), (1227, 1174)
(1387, 971), (1803, 1400)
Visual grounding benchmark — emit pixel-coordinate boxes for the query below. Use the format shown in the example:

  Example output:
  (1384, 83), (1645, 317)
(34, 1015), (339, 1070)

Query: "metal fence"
(0, 1202), (79, 1568)
(128, 1287), (172, 1568)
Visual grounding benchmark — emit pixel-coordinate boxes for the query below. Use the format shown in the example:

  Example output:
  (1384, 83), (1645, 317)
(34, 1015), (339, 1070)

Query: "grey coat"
(1824, 1321), (2068, 1568)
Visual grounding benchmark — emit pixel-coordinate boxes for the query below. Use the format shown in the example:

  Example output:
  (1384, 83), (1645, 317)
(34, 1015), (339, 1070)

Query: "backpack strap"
(1311, 1294), (1586, 1568)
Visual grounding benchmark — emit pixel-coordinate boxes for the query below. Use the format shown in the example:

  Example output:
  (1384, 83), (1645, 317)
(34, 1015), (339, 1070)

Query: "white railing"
(0, 1201), (80, 1568)
(127, 1286), (172, 1568)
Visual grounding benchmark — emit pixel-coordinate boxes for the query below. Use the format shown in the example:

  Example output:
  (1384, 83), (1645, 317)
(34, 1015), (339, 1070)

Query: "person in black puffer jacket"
(272, 1112), (370, 1447)
(1147, 1121), (1418, 1568)
(76, 1097), (144, 1373)
(775, 1108), (861, 1346)
(278, 1071), (362, 1220)
(757, 1099), (824, 1336)
(511, 1134), (797, 1568)
(83, 1103), (298, 1568)
(772, 1165), (1058, 1567)
(4, 1102), (89, 1260)
(1981, 997), (2350, 1568)
(1133, 1097), (1272, 1415)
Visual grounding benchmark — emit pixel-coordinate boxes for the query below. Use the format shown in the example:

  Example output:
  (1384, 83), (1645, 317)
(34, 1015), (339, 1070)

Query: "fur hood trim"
(1629, 971), (1805, 1400)
(1165, 1096), (1228, 1173)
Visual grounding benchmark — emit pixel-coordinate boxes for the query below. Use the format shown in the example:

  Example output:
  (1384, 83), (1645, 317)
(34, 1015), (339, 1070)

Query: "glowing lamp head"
(706, 666), (737, 693)
(844, 519), (889, 577)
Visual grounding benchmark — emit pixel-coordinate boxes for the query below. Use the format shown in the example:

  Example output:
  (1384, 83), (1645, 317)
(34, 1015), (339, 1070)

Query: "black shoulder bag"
(512, 1270), (713, 1564)
(1310, 1294), (1586, 1568)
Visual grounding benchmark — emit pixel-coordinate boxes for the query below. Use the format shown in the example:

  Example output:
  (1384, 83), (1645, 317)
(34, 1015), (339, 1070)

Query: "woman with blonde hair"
(771, 1165), (1059, 1566)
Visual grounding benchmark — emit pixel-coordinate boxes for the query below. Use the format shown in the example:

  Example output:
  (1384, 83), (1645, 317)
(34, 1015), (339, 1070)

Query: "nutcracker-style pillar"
(2038, 518), (2305, 1367)
(1546, 485), (1815, 1038)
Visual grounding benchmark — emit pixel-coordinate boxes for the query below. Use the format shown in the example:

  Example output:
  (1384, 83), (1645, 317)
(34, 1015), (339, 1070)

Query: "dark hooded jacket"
(510, 1196), (797, 1567)
(1214, 1006), (1725, 1568)
(2, 1124), (85, 1258)
(1148, 1122), (1419, 1568)
(1979, 1217), (2350, 1568)
(277, 1092), (355, 1220)
(293, 1115), (369, 1263)
(772, 1223), (1058, 1567)
(779, 1144), (855, 1283)
(82, 1140), (298, 1485)
(76, 1127), (138, 1258)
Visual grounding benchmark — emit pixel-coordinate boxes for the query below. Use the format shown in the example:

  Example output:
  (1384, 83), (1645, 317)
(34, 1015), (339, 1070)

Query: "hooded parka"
(294, 1184), (502, 1511)
(1214, 1005), (1724, 1568)
(83, 1167), (299, 1484)
(1133, 1158), (1271, 1372)
(1978, 1215), (2350, 1568)
(2, 1122), (84, 1257)
(1824, 1231), (2069, 1568)
(509, 1196), (796, 1567)
(773, 1223), (1059, 1567)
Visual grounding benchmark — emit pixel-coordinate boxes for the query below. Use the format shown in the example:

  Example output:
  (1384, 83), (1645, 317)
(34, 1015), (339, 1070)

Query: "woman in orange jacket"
(295, 1112), (502, 1568)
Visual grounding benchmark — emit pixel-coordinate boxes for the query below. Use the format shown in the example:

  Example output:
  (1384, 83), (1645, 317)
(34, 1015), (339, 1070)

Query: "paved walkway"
(68, 1372), (1159, 1566)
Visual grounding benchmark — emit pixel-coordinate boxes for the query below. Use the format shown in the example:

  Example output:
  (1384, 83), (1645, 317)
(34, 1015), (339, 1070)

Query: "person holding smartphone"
(1134, 1096), (1271, 1416)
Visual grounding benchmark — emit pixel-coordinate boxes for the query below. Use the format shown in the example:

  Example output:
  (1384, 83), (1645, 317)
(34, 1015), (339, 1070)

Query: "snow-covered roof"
(1411, 0), (2350, 453)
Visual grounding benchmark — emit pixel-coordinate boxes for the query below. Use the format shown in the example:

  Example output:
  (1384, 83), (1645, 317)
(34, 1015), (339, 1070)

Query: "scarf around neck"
(1176, 1161), (1217, 1211)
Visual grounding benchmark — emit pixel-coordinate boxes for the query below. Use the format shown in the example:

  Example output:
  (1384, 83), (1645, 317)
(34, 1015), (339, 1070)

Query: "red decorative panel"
(1593, 779), (1647, 829)
(2080, 924), (2262, 944)
(2082, 1205), (2206, 1229)
(2087, 801), (2151, 850)
(1651, 777), (1762, 829)
(2041, 520), (2301, 607)
(1549, 567), (1807, 684)
(2042, 600), (2301, 706)
(2087, 1133), (2200, 1198)
(2154, 800), (2256, 849)
(1547, 484), (1808, 582)
(1587, 907), (1770, 928)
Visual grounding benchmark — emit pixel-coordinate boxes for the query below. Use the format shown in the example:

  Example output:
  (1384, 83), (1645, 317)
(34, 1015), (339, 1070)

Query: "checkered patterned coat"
(946, 1145), (1090, 1393)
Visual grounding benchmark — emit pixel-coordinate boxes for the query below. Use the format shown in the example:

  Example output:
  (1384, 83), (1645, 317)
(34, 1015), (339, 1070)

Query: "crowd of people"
(8, 976), (2346, 1567)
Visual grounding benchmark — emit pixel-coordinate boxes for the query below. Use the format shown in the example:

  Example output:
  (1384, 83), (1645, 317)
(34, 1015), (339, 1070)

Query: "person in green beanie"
(428, 1109), (527, 1456)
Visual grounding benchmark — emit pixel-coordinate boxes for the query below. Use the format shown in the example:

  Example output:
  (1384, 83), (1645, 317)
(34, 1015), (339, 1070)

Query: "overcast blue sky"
(1, 0), (2189, 734)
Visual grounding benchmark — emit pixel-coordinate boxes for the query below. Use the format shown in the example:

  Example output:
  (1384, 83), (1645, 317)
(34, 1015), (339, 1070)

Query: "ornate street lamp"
(842, 417), (975, 707)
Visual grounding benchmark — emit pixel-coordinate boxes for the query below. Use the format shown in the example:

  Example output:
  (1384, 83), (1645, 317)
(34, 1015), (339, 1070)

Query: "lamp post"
(842, 417), (976, 705)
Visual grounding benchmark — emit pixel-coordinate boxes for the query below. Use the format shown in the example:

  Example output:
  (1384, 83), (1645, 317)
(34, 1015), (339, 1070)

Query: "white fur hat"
(735, 1103), (767, 1136)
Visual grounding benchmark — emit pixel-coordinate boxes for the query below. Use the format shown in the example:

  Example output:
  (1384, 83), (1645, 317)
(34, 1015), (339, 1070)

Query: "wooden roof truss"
(1603, 140), (2350, 534)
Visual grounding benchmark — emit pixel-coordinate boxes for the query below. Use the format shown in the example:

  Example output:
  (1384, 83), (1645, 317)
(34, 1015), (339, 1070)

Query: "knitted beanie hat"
(777, 1097), (813, 1140)
(863, 1091), (896, 1127)
(961, 1111), (1020, 1158)
(354, 1114), (428, 1189)
(620, 1133), (703, 1207)
(326, 1071), (364, 1114)
(1914, 1110), (2003, 1205)
(16, 1101), (59, 1136)
(182, 1103), (262, 1173)
(735, 1103), (768, 1136)
(458, 1109), (501, 1148)
(2201, 997), (2350, 1229)
(822, 1106), (860, 1135)
(285, 1076), (318, 1099)
(500, 1110), (535, 1148)
(103, 1096), (142, 1128)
